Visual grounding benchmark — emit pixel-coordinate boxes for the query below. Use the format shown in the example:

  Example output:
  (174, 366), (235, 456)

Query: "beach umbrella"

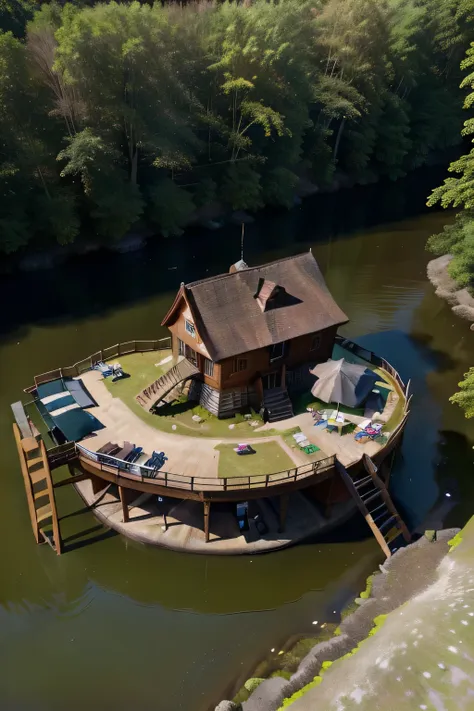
(310, 358), (378, 409)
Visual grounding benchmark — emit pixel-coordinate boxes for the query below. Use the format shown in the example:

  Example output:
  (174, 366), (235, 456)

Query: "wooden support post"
(13, 424), (40, 544)
(39, 440), (62, 556)
(118, 486), (129, 523)
(203, 500), (211, 542)
(90, 474), (106, 495)
(279, 494), (289, 533)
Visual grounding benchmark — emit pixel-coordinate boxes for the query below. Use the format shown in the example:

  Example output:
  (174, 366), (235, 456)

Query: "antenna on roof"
(241, 223), (245, 262)
(309, 246), (312, 254)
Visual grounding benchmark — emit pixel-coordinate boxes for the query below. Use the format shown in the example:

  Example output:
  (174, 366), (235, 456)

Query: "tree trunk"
(333, 117), (346, 162)
(131, 148), (138, 185)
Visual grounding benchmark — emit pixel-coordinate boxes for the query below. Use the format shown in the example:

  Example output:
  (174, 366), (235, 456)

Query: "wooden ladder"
(335, 453), (410, 558)
(13, 424), (62, 555)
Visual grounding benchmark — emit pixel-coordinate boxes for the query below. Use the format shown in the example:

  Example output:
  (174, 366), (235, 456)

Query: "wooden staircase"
(335, 453), (410, 558)
(13, 423), (62, 554)
(262, 387), (294, 423)
(136, 357), (199, 411)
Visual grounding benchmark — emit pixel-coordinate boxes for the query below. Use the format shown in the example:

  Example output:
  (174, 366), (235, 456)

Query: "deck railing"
(27, 338), (172, 391)
(74, 443), (336, 493)
(335, 336), (407, 394)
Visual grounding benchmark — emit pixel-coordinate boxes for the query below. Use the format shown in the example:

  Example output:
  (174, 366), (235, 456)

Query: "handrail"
(26, 337), (172, 391)
(75, 443), (336, 493)
(335, 335), (408, 394)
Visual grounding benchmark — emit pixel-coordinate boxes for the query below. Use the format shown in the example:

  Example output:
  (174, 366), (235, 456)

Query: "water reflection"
(0, 167), (473, 711)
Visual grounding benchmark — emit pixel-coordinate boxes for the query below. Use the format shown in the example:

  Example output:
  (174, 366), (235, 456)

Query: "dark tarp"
(36, 378), (66, 400)
(44, 393), (76, 412)
(51, 409), (104, 442)
(65, 378), (97, 408)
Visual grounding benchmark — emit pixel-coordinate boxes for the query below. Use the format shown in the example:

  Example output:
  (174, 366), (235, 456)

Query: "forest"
(1, 0), (473, 254)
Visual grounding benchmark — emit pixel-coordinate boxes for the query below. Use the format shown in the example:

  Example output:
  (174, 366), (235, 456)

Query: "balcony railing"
(74, 443), (336, 494)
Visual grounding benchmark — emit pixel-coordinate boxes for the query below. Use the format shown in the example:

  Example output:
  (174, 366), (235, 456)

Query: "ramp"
(136, 358), (199, 411)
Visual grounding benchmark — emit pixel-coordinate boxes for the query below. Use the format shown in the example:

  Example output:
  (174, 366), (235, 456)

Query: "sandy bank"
(427, 255), (474, 330)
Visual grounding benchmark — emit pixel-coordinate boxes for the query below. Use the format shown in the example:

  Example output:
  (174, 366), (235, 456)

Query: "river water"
(0, 170), (473, 711)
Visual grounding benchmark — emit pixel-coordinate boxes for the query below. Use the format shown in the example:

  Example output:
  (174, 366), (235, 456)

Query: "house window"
(311, 334), (321, 352)
(270, 341), (286, 362)
(178, 338), (186, 356)
(232, 358), (247, 373)
(185, 319), (196, 339)
(204, 357), (214, 377)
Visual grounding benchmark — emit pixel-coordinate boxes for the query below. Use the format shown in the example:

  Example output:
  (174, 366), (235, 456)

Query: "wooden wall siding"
(218, 327), (337, 391)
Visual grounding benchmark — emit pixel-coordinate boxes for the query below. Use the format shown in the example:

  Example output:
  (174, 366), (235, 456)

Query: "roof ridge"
(185, 251), (312, 289)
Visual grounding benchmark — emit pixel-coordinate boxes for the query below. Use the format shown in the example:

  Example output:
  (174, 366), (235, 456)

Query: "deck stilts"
(203, 501), (211, 542)
(118, 486), (130, 523)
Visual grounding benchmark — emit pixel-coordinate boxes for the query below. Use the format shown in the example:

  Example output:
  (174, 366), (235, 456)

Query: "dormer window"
(185, 319), (196, 338)
(254, 278), (284, 312)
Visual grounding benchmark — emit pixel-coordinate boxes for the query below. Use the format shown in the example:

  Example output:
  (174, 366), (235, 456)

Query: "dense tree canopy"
(428, 41), (474, 291)
(1, 0), (473, 253)
(450, 367), (474, 418)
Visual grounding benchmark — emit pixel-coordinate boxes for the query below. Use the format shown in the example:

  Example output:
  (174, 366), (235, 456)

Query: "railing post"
(223, 478), (227, 491)
(265, 474), (269, 488)
(164, 471), (168, 487)
(190, 476), (193, 491)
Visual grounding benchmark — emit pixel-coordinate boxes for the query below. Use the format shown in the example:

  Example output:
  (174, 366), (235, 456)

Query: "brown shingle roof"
(163, 252), (349, 362)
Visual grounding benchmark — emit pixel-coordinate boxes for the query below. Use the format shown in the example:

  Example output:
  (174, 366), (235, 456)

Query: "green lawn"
(281, 426), (329, 463)
(103, 351), (272, 438)
(216, 441), (295, 478)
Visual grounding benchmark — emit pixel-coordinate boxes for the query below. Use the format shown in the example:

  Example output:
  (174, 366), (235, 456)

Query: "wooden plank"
(363, 454), (411, 543)
(35, 504), (52, 523)
(22, 437), (40, 455)
(39, 440), (62, 555)
(13, 423), (41, 544)
(118, 486), (130, 523)
(11, 401), (33, 439)
(203, 500), (211, 542)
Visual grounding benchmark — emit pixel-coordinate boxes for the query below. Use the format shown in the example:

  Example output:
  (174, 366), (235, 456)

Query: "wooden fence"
(28, 338), (172, 390)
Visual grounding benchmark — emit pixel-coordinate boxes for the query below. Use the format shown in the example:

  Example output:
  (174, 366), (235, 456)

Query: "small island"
(12, 252), (410, 556)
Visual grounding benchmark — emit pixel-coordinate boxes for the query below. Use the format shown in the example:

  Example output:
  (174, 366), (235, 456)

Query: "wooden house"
(161, 252), (349, 421)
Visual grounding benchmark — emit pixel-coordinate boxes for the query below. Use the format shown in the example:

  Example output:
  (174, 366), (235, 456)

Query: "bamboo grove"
(1, 0), (473, 253)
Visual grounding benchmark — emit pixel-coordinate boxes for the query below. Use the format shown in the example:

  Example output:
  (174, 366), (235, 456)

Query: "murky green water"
(0, 170), (472, 711)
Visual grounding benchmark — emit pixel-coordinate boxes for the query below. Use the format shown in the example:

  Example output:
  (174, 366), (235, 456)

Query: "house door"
(262, 371), (281, 390)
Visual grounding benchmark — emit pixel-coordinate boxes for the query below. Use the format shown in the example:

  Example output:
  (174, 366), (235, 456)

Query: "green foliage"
(221, 162), (262, 211)
(148, 179), (194, 238)
(450, 367), (474, 418)
(0, 0), (472, 254)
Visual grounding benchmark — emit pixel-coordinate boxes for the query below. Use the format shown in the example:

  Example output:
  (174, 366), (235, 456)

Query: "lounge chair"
(124, 446), (143, 463)
(97, 441), (120, 455)
(234, 444), (256, 456)
(93, 361), (113, 377)
(115, 442), (135, 460)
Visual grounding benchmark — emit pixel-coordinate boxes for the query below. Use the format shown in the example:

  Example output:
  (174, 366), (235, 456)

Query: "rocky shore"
(215, 521), (474, 711)
(427, 255), (474, 330)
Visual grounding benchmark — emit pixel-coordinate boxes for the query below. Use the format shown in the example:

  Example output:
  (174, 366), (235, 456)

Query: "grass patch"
(281, 426), (329, 463)
(216, 441), (295, 478)
(448, 532), (463, 552)
(103, 351), (276, 438)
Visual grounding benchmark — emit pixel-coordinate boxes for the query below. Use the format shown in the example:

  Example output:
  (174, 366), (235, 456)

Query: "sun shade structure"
(310, 358), (378, 408)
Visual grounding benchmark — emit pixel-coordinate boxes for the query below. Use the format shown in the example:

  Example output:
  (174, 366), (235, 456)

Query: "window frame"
(231, 357), (247, 374)
(185, 319), (196, 339)
(270, 341), (286, 363)
(204, 357), (214, 377)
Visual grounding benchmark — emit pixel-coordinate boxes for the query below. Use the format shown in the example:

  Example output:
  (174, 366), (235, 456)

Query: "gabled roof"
(162, 252), (349, 362)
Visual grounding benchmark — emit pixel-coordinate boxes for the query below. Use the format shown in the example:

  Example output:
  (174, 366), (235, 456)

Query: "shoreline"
(427, 254), (474, 330)
(215, 526), (461, 711)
